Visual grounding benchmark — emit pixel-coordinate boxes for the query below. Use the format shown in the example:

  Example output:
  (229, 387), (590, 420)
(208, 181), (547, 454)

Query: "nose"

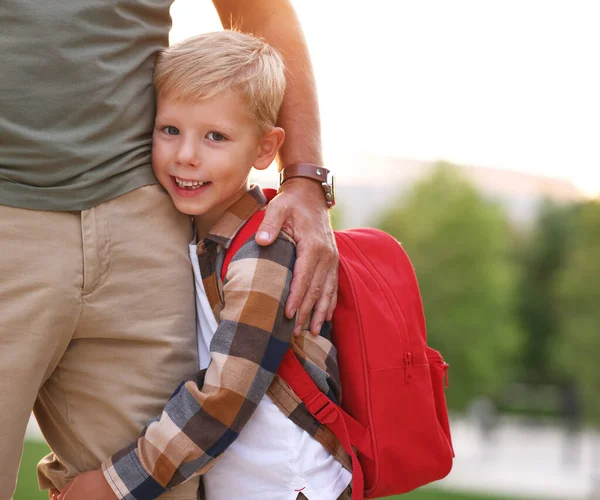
(175, 137), (201, 168)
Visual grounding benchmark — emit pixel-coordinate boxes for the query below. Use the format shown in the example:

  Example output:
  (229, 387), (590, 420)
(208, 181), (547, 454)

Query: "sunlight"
(169, 0), (600, 196)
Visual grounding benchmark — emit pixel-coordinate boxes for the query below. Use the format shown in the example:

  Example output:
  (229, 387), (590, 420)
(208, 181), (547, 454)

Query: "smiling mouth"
(173, 176), (211, 190)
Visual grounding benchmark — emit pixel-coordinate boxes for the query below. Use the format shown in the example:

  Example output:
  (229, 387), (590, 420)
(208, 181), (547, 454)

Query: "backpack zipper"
(338, 231), (413, 381)
(403, 352), (414, 383)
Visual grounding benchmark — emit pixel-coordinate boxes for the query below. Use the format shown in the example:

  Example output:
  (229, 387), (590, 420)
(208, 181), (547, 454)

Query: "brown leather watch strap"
(279, 163), (335, 208)
(279, 163), (329, 184)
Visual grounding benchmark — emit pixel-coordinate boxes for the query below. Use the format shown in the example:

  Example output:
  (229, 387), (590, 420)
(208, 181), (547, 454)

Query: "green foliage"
(15, 440), (50, 500)
(329, 202), (344, 230)
(376, 163), (521, 410)
(516, 201), (574, 383)
(552, 200), (600, 423)
(385, 490), (531, 500)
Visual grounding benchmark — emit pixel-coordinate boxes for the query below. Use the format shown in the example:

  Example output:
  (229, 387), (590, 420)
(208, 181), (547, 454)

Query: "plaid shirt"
(102, 186), (350, 499)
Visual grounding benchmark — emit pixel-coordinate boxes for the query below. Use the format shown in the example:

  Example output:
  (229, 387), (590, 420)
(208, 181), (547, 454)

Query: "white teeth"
(175, 177), (207, 188)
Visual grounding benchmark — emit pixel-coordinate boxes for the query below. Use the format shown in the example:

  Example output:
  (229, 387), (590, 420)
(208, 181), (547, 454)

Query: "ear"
(253, 127), (285, 171)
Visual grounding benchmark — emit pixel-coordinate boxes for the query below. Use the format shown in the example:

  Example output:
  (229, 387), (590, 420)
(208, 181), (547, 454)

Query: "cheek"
(224, 144), (257, 169)
(204, 150), (236, 176)
(152, 144), (170, 172)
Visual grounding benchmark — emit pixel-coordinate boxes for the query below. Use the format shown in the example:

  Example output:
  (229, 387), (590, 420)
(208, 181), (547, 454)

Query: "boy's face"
(152, 90), (281, 222)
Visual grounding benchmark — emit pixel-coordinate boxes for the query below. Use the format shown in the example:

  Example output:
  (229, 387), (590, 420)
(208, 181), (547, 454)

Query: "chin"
(174, 203), (200, 216)
(173, 200), (205, 216)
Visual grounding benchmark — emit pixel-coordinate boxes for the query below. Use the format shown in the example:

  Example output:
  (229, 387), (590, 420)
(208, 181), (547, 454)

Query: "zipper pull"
(404, 352), (413, 383)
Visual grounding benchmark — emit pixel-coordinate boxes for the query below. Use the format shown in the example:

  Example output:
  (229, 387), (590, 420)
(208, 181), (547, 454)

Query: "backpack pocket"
(426, 347), (454, 455)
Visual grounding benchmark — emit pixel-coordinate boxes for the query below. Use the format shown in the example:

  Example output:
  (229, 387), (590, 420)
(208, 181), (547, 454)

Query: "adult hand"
(56, 470), (117, 500)
(255, 178), (338, 336)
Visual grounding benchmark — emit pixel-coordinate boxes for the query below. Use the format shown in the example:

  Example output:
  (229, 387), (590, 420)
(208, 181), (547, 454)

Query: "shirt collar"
(203, 185), (267, 249)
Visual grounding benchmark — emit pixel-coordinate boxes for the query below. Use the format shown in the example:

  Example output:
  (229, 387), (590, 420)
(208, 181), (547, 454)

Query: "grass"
(16, 440), (526, 500)
(383, 493), (527, 500)
(15, 441), (51, 500)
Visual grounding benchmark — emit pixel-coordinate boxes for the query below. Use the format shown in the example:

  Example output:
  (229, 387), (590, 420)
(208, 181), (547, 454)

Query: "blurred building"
(251, 155), (583, 229)
(336, 156), (583, 228)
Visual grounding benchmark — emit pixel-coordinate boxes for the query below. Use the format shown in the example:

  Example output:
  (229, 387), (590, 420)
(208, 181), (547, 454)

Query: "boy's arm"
(212, 0), (339, 337)
(100, 236), (296, 499)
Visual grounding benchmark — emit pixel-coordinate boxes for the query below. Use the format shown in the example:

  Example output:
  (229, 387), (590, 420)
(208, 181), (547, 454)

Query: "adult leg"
(36, 185), (200, 499)
(0, 205), (83, 498)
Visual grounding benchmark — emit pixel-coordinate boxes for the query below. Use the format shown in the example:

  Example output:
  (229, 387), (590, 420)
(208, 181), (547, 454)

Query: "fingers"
(258, 180), (339, 333)
(281, 209), (338, 322)
(255, 201), (288, 246)
(285, 237), (316, 320)
(49, 488), (60, 500)
(324, 259), (339, 322)
(292, 253), (328, 335)
(326, 282), (338, 321)
(57, 478), (76, 500)
(310, 266), (338, 333)
(288, 236), (339, 335)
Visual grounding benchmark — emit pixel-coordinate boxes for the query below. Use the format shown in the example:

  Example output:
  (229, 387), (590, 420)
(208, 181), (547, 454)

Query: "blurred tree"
(553, 200), (600, 423)
(330, 203), (344, 230)
(376, 163), (521, 410)
(516, 201), (574, 383)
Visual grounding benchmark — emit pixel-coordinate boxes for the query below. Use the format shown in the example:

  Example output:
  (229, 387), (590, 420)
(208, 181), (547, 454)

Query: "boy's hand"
(57, 470), (118, 500)
(256, 177), (338, 336)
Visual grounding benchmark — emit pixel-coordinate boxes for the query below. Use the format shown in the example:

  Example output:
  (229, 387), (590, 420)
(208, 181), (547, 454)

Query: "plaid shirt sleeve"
(101, 235), (296, 499)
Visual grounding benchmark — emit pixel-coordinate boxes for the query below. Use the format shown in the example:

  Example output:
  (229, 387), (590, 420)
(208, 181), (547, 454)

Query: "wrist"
(277, 176), (326, 208)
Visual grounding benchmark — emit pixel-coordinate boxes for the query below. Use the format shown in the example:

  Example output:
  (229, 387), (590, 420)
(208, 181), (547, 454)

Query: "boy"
(56, 31), (352, 500)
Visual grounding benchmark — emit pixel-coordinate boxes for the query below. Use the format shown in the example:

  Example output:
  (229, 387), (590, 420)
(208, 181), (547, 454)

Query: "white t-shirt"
(189, 243), (352, 500)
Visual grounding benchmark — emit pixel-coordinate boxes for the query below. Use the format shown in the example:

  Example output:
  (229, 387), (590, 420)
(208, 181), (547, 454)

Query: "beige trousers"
(0, 185), (199, 499)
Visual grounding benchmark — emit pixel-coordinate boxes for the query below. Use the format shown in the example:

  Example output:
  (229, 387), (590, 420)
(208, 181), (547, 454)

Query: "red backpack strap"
(221, 188), (373, 500)
(278, 351), (373, 500)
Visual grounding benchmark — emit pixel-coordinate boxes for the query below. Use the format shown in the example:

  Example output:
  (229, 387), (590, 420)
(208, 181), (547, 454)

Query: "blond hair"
(153, 31), (286, 133)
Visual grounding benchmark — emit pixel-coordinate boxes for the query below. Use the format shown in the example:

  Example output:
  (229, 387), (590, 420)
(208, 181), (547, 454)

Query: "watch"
(279, 163), (336, 208)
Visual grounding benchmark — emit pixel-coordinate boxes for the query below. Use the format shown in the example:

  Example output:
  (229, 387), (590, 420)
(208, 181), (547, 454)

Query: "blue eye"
(207, 131), (226, 142)
(164, 126), (180, 135)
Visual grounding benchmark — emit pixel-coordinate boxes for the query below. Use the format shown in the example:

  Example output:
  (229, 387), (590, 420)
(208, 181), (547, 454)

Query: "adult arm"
(212, 0), (339, 335)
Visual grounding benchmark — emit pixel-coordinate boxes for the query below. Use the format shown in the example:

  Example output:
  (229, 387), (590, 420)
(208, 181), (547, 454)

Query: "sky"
(169, 0), (600, 196)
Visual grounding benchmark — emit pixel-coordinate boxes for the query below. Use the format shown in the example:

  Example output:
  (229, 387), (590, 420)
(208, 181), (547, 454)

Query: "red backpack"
(222, 189), (454, 499)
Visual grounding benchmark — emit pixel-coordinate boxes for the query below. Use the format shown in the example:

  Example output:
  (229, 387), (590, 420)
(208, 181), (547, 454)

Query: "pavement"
(434, 417), (599, 499)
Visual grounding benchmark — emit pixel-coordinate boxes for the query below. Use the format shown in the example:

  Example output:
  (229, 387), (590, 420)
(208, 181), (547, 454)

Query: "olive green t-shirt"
(0, 0), (175, 210)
